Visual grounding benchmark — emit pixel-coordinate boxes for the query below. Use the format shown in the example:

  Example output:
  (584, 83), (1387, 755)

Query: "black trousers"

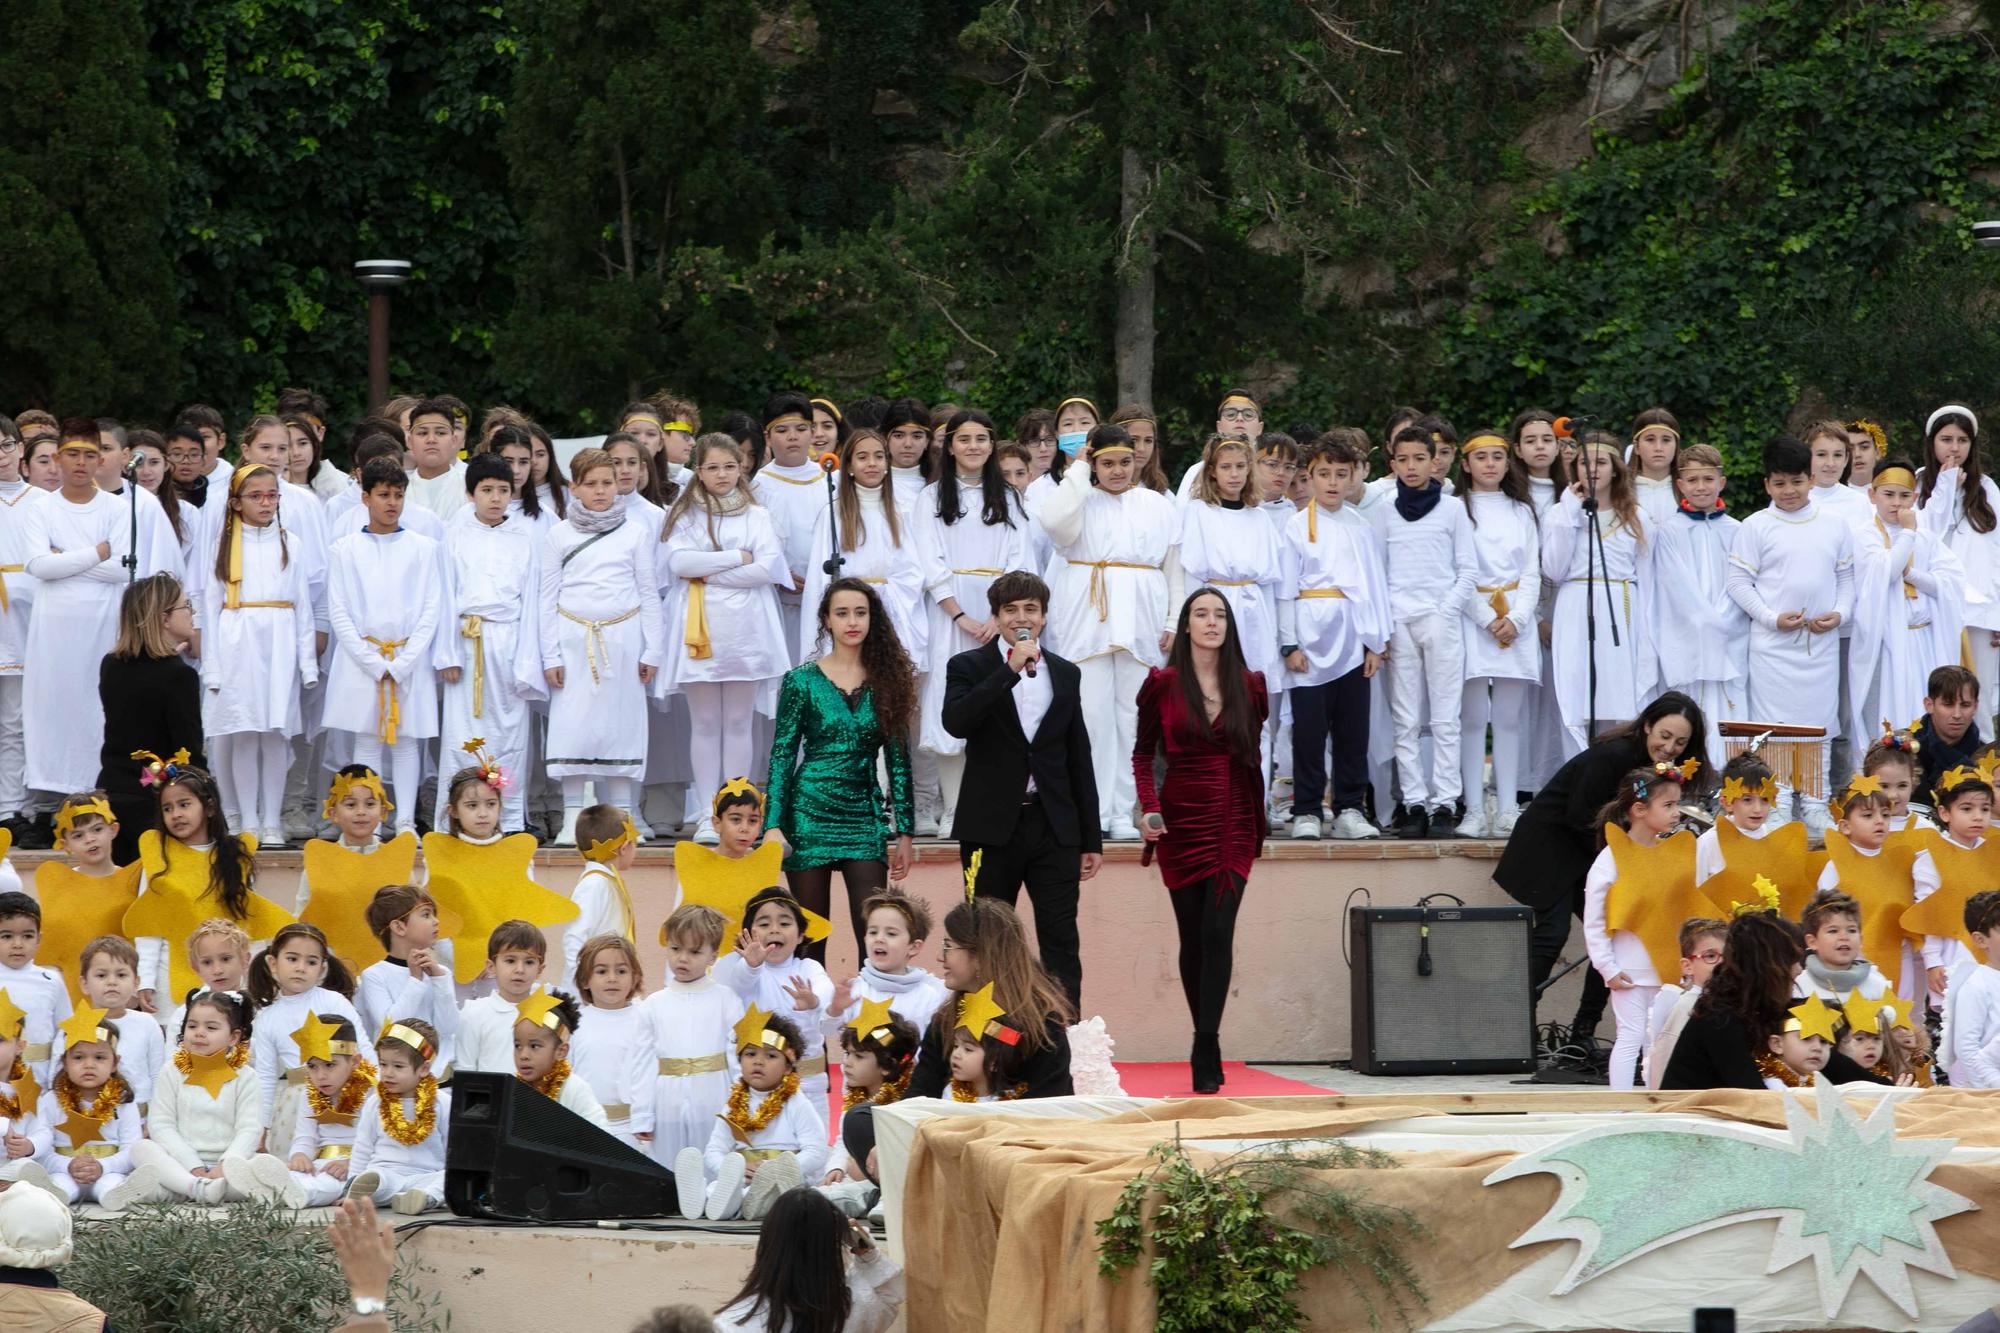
(962, 799), (1083, 1012)
(1290, 664), (1370, 818)
(1529, 885), (1608, 1034)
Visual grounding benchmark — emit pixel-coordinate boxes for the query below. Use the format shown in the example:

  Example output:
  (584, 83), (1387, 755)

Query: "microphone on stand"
(1015, 626), (1037, 678)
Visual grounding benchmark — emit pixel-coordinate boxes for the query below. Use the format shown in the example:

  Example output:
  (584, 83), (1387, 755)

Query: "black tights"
(788, 860), (889, 963)
(1169, 873), (1245, 1036)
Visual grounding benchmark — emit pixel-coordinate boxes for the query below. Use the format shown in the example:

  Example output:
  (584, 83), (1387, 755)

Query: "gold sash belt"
(366, 636), (408, 744)
(560, 606), (639, 684)
(659, 1052), (728, 1077)
(1076, 560), (1161, 622)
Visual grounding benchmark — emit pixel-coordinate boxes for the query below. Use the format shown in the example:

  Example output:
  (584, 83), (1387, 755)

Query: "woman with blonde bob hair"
(97, 573), (206, 861)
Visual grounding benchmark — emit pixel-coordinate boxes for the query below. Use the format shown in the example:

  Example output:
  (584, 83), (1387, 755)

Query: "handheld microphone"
(1014, 626), (1037, 678)
(1552, 415), (1592, 440)
(1139, 811), (1164, 867)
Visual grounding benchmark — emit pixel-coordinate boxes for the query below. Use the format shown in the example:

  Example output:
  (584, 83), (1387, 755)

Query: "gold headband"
(620, 414), (663, 433)
(327, 1040), (362, 1057)
(1582, 441), (1621, 457)
(1055, 396), (1098, 419)
(1636, 424), (1681, 442)
(379, 1022), (436, 1063)
(1089, 444), (1135, 458)
(583, 816), (637, 864)
(53, 795), (114, 850)
(765, 413), (809, 430)
(323, 769), (392, 819)
(1218, 394), (1259, 413)
(810, 397), (843, 422)
(516, 992), (569, 1035)
(1460, 432), (1509, 455)
(1872, 466), (1917, 490)
(230, 463), (272, 493)
(662, 420), (694, 434)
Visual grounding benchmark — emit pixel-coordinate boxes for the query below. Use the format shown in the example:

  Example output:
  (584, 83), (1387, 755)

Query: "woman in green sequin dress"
(767, 577), (918, 955)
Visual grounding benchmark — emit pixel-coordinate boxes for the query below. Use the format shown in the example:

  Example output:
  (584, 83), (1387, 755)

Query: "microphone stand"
(1578, 472), (1621, 741)
(122, 458), (140, 583)
(820, 458), (843, 578)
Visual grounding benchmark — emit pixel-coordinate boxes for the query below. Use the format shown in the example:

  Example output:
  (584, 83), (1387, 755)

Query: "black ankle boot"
(1192, 1033), (1222, 1094)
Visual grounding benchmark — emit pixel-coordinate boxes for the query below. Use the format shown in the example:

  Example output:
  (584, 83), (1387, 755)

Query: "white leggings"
(1460, 678), (1533, 812)
(1608, 983), (1659, 1091)
(212, 732), (290, 835)
(684, 681), (758, 815)
(1077, 651), (1148, 829)
(129, 1139), (248, 1204)
(561, 776), (635, 818)
(351, 734), (422, 828)
(936, 751), (966, 816)
(0, 676), (24, 816)
(293, 1163), (352, 1207)
(51, 1160), (126, 1202)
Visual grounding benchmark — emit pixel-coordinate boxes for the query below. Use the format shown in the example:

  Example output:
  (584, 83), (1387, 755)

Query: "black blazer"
(941, 641), (1102, 854)
(1492, 737), (1648, 910)
(97, 652), (205, 800)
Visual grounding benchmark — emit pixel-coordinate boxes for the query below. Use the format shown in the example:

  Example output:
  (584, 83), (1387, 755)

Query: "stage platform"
(15, 837), (1580, 1063)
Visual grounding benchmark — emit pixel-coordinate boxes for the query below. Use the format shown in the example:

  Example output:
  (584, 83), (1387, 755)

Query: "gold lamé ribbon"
(366, 637), (408, 744)
(460, 615), (485, 717)
(685, 580), (711, 660)
(1479, 580), (1520, 619)
(0, 563), (19, 613)
(1076, 560), (1161, 622)
(658, 1053), (728, 1076)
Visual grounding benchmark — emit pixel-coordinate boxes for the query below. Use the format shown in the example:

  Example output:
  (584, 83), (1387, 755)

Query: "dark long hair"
(248, 921), (356, 1005)
(1691, 912), (1805, 1040)
(936, 899), (1074, 1055)
(1164, 589), (1262, 768)
(129, 429), (186, 544)
(490, 424), (541, 519)
(1597, 691), (1712, 795)
(934, 409), (1019, 528)
(717, 1188), (852, 1333)
(813, 578), (917, 743)
(158, 768), (256, 921)
(1461, 434), (1535, 527)
(530, 421), (568, 519)
(1919, 409), (1994, 535)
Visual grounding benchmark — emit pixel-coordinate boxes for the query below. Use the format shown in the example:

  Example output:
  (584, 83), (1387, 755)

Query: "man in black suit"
(942, 569), (1101, 1009)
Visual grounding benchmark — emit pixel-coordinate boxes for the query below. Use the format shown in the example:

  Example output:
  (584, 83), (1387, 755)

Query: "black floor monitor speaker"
(1348, 904), (1536, 1075)
(445, 1071), (678, 1220)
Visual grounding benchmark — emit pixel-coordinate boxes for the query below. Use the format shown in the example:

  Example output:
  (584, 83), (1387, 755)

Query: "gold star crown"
(323, 769), (392, 819)
(953, 982), (1010, 1043)
(292, 1012), (346, 1064)
(59, 1004), (114, 1049)
(1721, 775), (1778, 803)
(583, 816), (638, 865)
(516, 991), (569, 1035)
(845, 997), (898, 1048)
(1879, 993), (1917, 1032)
(1841, 993), (1887, 1037)
(52, 795), (114, 850)
(732, 1003), (793, 1057)
(1935, 765), (1990, 803)
(1728, 874), (1784, 917)
(712, 777), (767, 818)
(1831, 773), (1885, 820)
(1783, 993), (1841, 1043)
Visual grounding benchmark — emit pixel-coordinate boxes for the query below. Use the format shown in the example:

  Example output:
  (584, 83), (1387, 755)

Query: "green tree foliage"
(494, 0), (781, 424)
(1448, 0), (2000, 480)
(151, 0), (522, 425)
(0, 0), (178, 415)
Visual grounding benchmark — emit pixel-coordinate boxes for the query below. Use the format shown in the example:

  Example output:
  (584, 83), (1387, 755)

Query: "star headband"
(583, 816), (637, 864)
(1840, 993), (1888, 1037)
(516, 992), (569, 1036)
(1782, 994), (1840, 1043)
(1830, 773), (1886, 820)
(53, 795), (114, 849)
(1935, 763), (1995, 803)
(732, 1004), (793, 1057)
(292, 1013), (356, 1064)
(1849, 419), (1887, 453)
(378, 1021), (437, 1064)
(59, 1005), (115, 1049)
(954, 982), (1020, 1047)
(323, 769), (392, 819)
(1927, 404), (1978, 439)
(845, 997), (900, 1051)
(1729, 874), (1783, 917)
(1632, 759), (1700, 800)
(461, 738), (510, 792)
(1720, 775), (1777, 803)
(712, 776), (767, 818)
(132, 748), (192, 788)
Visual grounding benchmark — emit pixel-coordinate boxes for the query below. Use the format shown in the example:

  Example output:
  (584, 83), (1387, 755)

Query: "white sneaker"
(101, 1163), (163, 1211)
(1330, 809), (1382, 840)
(282, 806), (317, 840)
(673, 1147), (708, 1219)
(392, 1187), (432, 1215)
(1455, 809), (1489, 839)
(195, 1174), (229, 1205)
(704, 1153), (746, 1220)
(741, 1152), (802, 1221)
(259, 827), (288, 849)
(915, 811), (940, 837)
(12, 1161), (63, 1203)
(252, 1153), (305, 1208)
(222, 1155), (269, 1202)
(345, 1170), (381, 1203)
(1493, 804), (1521, 837)
(692, 816), (720, 847)
(1290, 816), (1322, 840)
(554, 808), (580, 847)
(1106, 819), (1142, 842)
(936, 808), (954, 840)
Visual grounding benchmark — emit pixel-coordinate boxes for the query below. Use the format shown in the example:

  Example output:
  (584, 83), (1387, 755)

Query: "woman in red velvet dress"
(1134, 587), (1269, 1093)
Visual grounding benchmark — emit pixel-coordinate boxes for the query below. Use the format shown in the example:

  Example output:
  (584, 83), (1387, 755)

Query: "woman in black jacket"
(1494, 691), (1710, 1037)
(96, 574), (204, 864)
(1661, 911), (1889, 1090)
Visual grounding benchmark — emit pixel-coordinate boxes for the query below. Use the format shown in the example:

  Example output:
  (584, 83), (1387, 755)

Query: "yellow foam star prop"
(953, 982), (1009, 1041)
(34, 862), (141, 1005)
(122, 831), (292, 997)
(1703, 819), (1820, 920)
(670, 840), (831, 944)
(300, 832), (420, 971)
(1880, 992), (1918, 1033)
(292, 1012), (344, 1065)
(1601, 827), (1725, 979)
(56, 1106), (108, 1149)
(1786, 994), (1841, 1044)
(420, 831), (579, 984)
(59, 1005), (112, 1052)
(732, 1003), (787, 1054)
(846, 997), (897, 1045)
(1821, 828), (1921, 985)
(1841, 993), (1886, 1036)
(181, 1048), (242, 1097)
(0, 989), (25, 1040)
(583, 816), (637, 864)
(10, 1063), (38, 1120)
(1901, 829), (2000, 954)
(516, 992), (567, 1034)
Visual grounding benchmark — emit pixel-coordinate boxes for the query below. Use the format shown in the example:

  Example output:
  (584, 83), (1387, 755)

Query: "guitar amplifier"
(1348, 904), (1536, 1075)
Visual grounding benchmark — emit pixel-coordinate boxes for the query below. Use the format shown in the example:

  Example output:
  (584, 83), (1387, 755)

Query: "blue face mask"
(1057, 430), (1088, 456)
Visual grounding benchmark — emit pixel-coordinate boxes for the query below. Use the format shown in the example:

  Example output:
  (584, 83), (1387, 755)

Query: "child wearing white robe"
(1943, 952), (2000, 1089)
(1726, 476), (1855, 830)
(1849, 483), (1965, 756)
(348, 1084), (451, 1211)
(1916, 410), (2000, 719)
(643, 976), (742, 1169)
(287, 1090), (360, 1207)
(0, 480), (44, 827)
(570, 1001), (656, 1150)
(1543, 468), (1657, 757)
(0, 952), (69, 1093)
(355, 953), (460, 1078)
(801, 482), (927, 667)
(1455, 461), (1541, 838)
(197, 477), (319, 842)
(656, 447), (789, 844)
(1178, 470), (1287, 783)
(537, 451), (667, 845)
(714, 950), (834, 1106)
(911, 468), (1031, 828)
(325, 526), (444, 832)
(1038, 437), (1180, 838)
(34, 1084), (139, 1204)
(1653, 506), (1746, 765)
(251, 985), (376, 1135)
(751, 454), (831, 661)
